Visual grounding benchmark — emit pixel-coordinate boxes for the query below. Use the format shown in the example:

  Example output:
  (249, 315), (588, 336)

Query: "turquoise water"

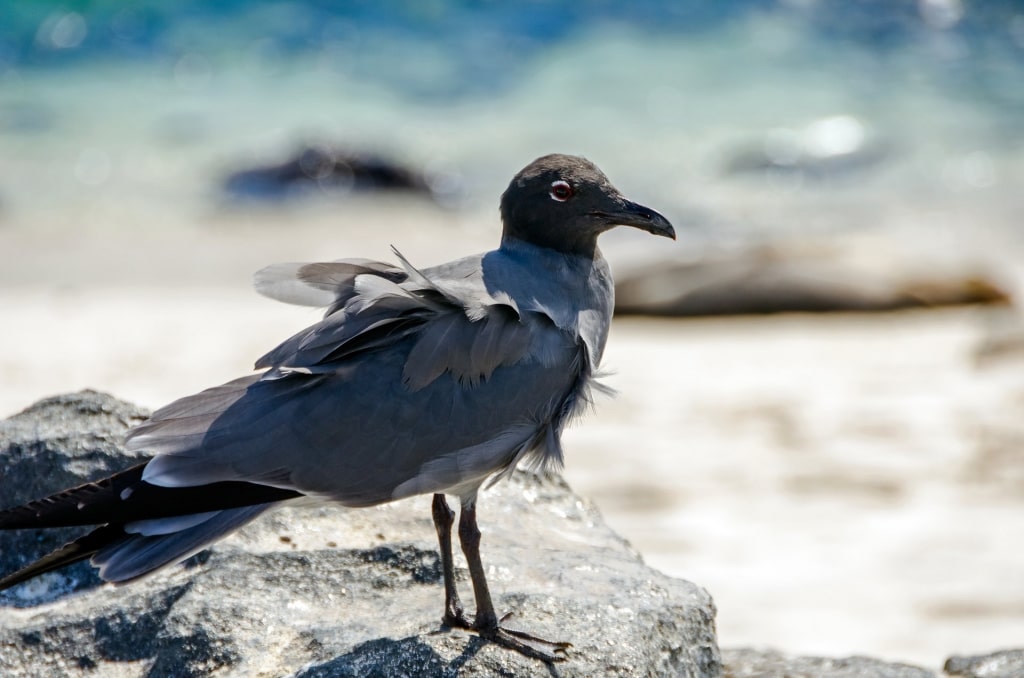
(0, 2), (1022, 266)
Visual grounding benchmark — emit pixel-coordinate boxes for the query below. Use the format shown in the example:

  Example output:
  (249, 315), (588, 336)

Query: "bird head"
(500, 154), (675, 257)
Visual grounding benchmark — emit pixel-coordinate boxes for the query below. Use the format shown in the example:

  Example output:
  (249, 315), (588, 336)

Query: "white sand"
(2, 283), (1021, 670)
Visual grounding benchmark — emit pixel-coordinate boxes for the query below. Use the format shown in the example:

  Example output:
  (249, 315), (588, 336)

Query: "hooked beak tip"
(603, 201), (675, 240)
(650, 219), (676, 240)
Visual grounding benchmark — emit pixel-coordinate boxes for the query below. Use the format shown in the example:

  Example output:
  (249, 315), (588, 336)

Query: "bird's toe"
(481, 626), (571, 662)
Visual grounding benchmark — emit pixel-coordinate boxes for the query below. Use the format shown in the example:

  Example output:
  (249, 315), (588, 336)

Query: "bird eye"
(549, 180), (573, 202)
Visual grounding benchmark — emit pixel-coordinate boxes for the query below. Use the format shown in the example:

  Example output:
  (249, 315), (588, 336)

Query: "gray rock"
(722, 116), (889, 181)
(722, 648), (935, 678)
(222, 145), (448, 203)
(944, 649), (1024, 677)
(0, 392), (720, 677)
(614, 246), (1010, 317)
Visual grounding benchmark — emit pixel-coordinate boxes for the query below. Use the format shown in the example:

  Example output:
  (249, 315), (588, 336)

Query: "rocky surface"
(944, 649), (1024, 678)
(722, 649), (935, 677)
(2, 392), (1019, 677)
(722, 647), (1024, 678)
(0, 392), (719, 677)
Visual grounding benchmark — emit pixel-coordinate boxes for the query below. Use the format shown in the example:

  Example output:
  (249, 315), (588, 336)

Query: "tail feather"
(0, 504), (276, 592)
(94, 504), (273, 583)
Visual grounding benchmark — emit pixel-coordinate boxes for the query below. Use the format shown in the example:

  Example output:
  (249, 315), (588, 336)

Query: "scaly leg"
(451, 497), (571, 662)
(431, 493), (468, 626)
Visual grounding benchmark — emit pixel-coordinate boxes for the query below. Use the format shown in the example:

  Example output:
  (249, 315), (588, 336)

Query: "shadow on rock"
(296, 635), (503, 678)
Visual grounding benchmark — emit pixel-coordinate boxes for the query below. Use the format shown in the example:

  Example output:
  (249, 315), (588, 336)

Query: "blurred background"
(1, 0), (1023, 670)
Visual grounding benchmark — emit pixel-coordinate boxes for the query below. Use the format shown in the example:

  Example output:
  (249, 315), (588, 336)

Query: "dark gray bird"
(0, 154), (674, 661)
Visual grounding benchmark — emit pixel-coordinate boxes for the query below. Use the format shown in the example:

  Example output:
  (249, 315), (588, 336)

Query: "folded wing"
(132, 251), (582, 504)
(1, 250), (591, 589)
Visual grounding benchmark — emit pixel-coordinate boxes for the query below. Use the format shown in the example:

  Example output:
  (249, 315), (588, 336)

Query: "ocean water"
(1, 1), (1022, 263)
(2, 1), (1024, 669)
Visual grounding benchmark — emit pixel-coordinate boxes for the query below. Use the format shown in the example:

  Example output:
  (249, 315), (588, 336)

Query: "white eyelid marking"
(549, 180), (572, 202)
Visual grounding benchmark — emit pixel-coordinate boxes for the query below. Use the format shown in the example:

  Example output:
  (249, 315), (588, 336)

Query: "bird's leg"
(431, 493), (468, 626)
(455, 498), (571, 662)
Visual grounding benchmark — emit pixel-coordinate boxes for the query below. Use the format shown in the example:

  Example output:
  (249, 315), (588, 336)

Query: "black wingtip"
(0, 524), (123, 592)
(1, 462), (305, 591)
(0, 462), (303, 531)
(0, 463), (148, 530)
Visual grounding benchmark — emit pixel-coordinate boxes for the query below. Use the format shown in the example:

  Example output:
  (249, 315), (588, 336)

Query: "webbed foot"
(443, 610), (571, 662)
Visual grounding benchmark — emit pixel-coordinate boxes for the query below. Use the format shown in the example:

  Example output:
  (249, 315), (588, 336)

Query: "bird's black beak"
(594, 199), (676, 240)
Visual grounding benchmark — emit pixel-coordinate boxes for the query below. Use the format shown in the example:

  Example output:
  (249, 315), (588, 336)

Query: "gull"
(0, 153), (674, 662)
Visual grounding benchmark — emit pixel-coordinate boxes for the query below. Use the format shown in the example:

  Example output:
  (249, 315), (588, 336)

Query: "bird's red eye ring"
(549, 180), (573, 202)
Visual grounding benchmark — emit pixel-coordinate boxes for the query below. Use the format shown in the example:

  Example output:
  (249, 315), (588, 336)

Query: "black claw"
(441, 611), (474, 630)
(502, 626), (573, 649)
(441, 610), (571, 662)
(479, 627), (571, 662)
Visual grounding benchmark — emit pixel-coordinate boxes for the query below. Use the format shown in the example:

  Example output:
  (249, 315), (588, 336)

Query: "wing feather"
(254, 252), (534, 388)
(253, 259), (407, 313)
(126, 249), (585, 502)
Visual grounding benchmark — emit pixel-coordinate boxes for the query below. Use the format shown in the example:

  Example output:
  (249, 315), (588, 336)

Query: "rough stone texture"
(0, 392), (720, 677)
(722, 648), (935, 677)
(944, 649), (1024, 677)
